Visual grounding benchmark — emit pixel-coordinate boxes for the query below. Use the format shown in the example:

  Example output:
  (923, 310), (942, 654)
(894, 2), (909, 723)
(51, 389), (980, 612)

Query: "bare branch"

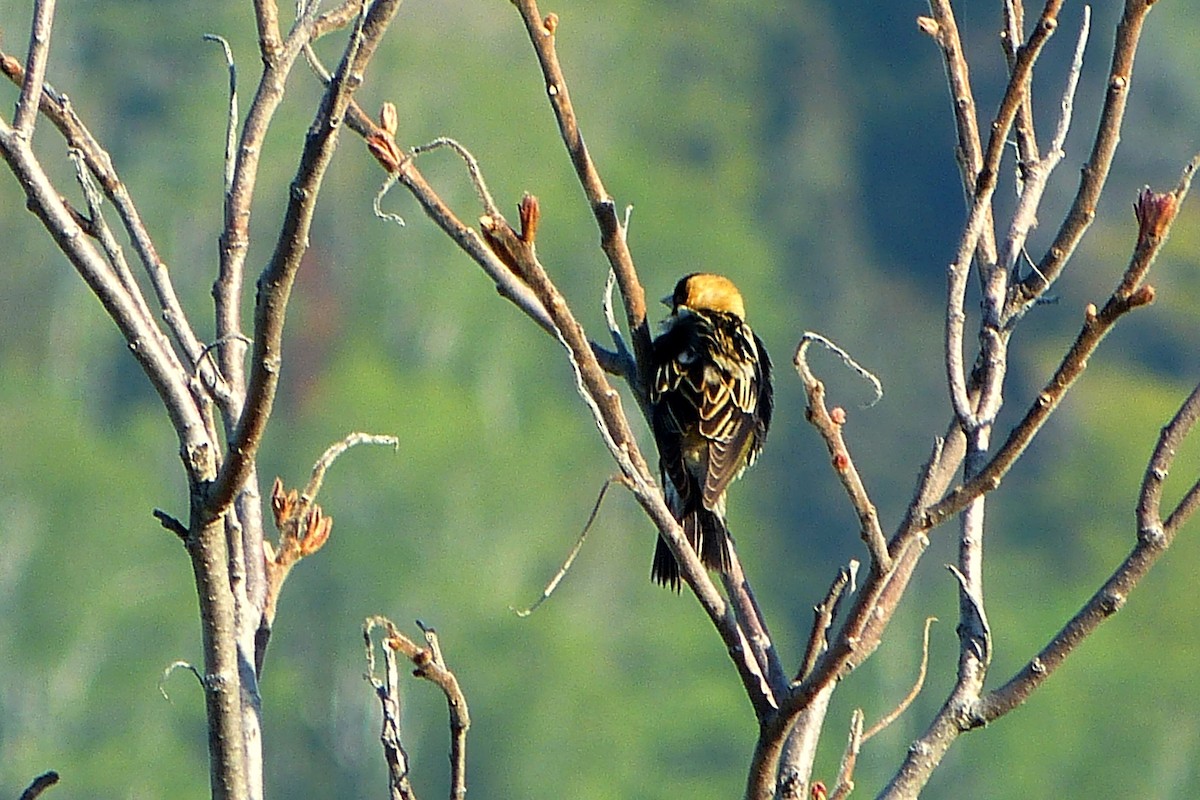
(929, 0), (1064, 430)
(919, 0), (999, 264)
(511, 1), (652, 400)
(794, 337), (890, 571)
(997, 6), (1090, 277)
(977, 380), (1200, 725)
(925, 155), (1200, 532)
(411, 137), (502, 219)
(828, 709), (864, 800)
(359, 122), (560, 336)
(722, 549), (786, 701)
(314, 0), (366, 41)
(601, 267), (639, 381)
(154, 509), (190, 541)
(0, 128), (212, 475)
(1009, 0), (1158, 317)
(212, 0), (405, 513)
(370, 619), (471, 800)
(203, 35), (238, 196)
(364, 617), (416, 800)
(13, 0), (56, 134)
(1001, 0), (1041, 167)
(798, 561), (858, 682)
(302, 431), (399, 506)
(213, 0), (331, 419)
(0, 53), (213, 379)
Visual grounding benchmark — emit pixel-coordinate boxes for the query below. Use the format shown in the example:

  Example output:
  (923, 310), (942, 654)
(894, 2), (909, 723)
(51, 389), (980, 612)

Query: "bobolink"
(650, 273), (773, 590)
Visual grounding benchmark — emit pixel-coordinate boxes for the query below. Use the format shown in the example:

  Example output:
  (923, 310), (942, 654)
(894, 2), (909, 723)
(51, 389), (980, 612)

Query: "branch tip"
(18, 771), (60, 800)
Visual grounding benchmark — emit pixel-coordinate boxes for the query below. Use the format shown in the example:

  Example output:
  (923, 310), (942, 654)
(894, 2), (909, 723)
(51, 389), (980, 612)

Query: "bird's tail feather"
(650, 509), (730, 591)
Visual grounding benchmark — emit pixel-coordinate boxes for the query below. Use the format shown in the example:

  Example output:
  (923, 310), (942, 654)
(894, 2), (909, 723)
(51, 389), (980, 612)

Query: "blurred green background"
(2, 1), (1200, 798)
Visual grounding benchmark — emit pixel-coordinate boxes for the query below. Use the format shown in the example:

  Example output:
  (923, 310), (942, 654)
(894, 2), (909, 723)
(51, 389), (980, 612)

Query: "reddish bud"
(299, 508), (333, 557)
(543, 13), (559, 35)
(519, 193), (540, 244)
(832, 452), (850, 472)
(366, 131), (405, 174)
(830, 406), (847, 425)
(811, 782), (829, 800)
(378, 101), (398, 137)
(270, 477), (292, 527)
(1134, 187), (1177, 243)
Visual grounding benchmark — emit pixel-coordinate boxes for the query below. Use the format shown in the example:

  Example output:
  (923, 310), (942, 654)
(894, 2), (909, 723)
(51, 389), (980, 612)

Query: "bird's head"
(662, 273), (747, 320)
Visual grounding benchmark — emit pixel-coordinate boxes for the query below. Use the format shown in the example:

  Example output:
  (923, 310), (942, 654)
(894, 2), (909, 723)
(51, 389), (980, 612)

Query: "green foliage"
(2, 1), (1200, 798)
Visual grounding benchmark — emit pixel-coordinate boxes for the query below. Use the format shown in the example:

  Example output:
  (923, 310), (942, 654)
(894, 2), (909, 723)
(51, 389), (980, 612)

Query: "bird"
(649, 272), (773, 590)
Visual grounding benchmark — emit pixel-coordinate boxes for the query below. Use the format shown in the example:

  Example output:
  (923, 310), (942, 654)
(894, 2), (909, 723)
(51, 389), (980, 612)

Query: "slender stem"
(14, 0), (56, 134)
(510, 1), (653, 402)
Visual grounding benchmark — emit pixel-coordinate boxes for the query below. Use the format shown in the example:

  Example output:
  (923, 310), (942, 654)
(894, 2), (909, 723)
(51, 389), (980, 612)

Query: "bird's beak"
(660, 293), (673, 309)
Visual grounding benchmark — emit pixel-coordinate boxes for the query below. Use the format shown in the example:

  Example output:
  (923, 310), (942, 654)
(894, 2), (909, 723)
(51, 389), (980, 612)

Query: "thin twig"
(828, 709), (864, 800)
(14, 0), (56, 134)
(511, 0), (653, 398)
(364, 616), (415, 800)
(302, 431), (400, 506)
(1002, 0), (1041, 168)
(798, 561), (858, 681)
(924, 156), (1200, 532)
(863, 617), (938, 741)
(212, 0), (405, 513)
(513, 478), (616, 617)
(919, 0), (1000, 269)
(602, 267), (638, 384)
(1008, 0), (1156, 319)
(154, 509), (190, 541)
(722, 548), (786, 703)
(158, 660), (206, 701)
(997, 6), (1091, 277)
(203, 35), (239, 196)
(379, 619), (471, 800)
(794, 337), (890, 571)
(411, 137), (502, 220)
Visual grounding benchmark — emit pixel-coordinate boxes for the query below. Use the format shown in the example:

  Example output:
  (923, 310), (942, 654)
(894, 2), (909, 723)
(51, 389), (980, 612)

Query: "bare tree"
(3, 1), (1198, 799)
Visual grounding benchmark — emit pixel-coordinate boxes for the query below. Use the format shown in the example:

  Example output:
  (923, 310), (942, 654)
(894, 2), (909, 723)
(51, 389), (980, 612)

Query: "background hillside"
(2, 1), (1199, 797)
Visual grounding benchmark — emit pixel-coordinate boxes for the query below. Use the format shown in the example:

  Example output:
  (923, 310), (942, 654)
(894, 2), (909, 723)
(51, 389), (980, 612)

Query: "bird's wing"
(695, 350), (760, 507)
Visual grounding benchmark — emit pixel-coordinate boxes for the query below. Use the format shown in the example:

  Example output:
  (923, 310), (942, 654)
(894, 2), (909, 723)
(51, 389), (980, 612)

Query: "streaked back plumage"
(649, 273), (773, 590)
